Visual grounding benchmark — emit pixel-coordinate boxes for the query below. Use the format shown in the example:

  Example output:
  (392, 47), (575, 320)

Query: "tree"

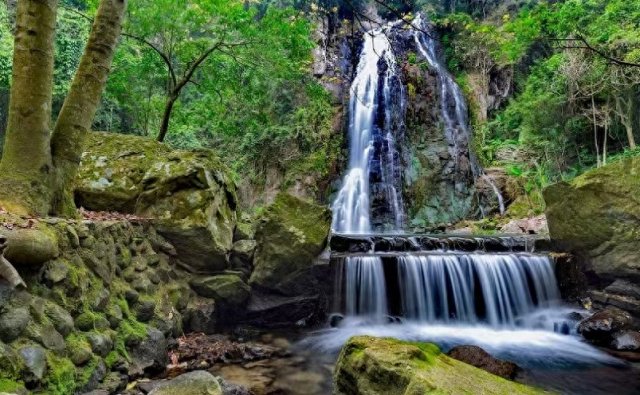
(124, 0), (254, 142)
(0, 0), (126, 216)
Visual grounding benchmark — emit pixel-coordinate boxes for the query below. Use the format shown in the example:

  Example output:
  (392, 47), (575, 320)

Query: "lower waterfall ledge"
(333, 336), (550, 395)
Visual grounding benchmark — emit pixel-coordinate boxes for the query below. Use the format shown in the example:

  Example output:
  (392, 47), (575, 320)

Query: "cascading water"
(413, 14), (505, 215)
(397, 254), (559, 327)
(331, 24), (405, 234)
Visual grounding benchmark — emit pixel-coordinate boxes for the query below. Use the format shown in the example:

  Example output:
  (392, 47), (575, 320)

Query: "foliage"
(434, 0), (640, 210)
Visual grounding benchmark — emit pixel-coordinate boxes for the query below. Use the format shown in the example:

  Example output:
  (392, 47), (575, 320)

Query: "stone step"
(329, 233), (550, 255)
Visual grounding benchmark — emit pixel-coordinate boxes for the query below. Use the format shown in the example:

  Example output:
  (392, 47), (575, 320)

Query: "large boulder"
(249, 193), (331, 296)
(447, 345), (519, 380)
(334, 337), (545, 395)
(544, 157), (640, 281)
(75, 132), (237, 273)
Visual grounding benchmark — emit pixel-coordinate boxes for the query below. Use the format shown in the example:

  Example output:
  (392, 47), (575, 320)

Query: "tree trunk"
(0, 0), (58, 216)
(157, 94), (178, 142)
(50, 0), (127, 216)
(625, 123), (636, 150)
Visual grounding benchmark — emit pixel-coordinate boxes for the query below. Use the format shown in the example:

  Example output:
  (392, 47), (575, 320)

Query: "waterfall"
(413, 15), (505, 215)
(397, 254), (559, 326)
(344, 256), (388, 320)
(332, 25), (405, 234)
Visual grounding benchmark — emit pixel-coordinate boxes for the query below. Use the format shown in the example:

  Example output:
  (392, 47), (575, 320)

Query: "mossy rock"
(334, 337), (548, 394)
(249, 193), (331, 295)
(3, 227), (58, 267)
(544, 157), (640, 281)
(148, 371), (222, 395)
(190, 274), (250, 308)
(75, 132), (237, 274)
(75, 132), (171, 212)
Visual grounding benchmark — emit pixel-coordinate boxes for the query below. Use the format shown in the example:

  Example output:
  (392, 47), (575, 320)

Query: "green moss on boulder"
(249, 193), (331, 295)
(544, 157), (640, 281)
(335, 337), (547, 395)
(75, 132), (237, 273)
(190, 274), (250, 308)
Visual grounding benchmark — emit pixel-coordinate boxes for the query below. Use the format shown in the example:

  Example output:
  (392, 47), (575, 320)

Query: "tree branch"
(550, 36), (640, 68)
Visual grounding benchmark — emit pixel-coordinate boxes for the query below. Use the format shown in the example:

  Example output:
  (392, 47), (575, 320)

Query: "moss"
(0, 378), (26, 393)
(335, 337), (547, 394)
(76, 356), (100, 388)
(104, 351), (120, 369)
(45, 353), (77, 395)
(75, 310), (110, 331)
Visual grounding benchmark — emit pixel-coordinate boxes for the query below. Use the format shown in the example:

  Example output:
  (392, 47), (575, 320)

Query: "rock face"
(249, 193), (331, 296)
(447, 345), (519, 380)
(76, 132), (237, 273)
(334, 337), (544, 395)
(544, 157), (640, 282)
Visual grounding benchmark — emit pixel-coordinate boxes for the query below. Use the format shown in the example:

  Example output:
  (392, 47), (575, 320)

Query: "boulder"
(129, 327), (168, 377)
(544, 157), (640, 281)
(190, 275), (250, 308)
(578, 307), (633, 344)
(148, 371), (222, 395)
(183, 297), (217, 335)
(75, 132), (237, 274)
(4, 228), (58, 266)
(249, 193), (331, 295)
(612, 331), (640, 351)
(18, 345), (47, 382)
(334, 337), (544, 394)
(0, 307), (31, 342)
(447, 345), (519, 380)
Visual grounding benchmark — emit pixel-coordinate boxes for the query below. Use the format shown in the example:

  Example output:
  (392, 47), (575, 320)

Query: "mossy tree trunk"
(0, 0), (58, 216)
(0, 0), (126, 217)
(50, 0), (126, 216)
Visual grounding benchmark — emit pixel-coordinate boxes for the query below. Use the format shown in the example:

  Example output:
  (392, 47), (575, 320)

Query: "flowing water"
(317, 16), (639, 395)
(331, 23), (405, 234)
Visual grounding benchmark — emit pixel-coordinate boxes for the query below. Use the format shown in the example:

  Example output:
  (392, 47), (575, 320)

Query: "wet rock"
(148, 371), (222, 395)
(129, 327), (168, 377)
(578, 307), (633, 344)
(447, 345), (519, 379)
(220, 379), (251, 395)
(97, 372), (127, 394)
(612, 331), (640, 351)
(190, 275), (250, 308)
(334, 337), (544, 394)
(106, 304), (123, 329)
(240, 291), (323, 328)
(0, 307), (31, 342)
(18, 345), (47, 382)
(91, 289), (111, 312)
(250, 193), (331, 296)
(605, 280), (640, 300)
(87, 332), (114, 357)
(28, 324), (66, 352)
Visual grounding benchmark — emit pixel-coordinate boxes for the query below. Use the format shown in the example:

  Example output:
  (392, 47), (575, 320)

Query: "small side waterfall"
(344, 257), (388, 319)
(413, 15), (505, 215)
